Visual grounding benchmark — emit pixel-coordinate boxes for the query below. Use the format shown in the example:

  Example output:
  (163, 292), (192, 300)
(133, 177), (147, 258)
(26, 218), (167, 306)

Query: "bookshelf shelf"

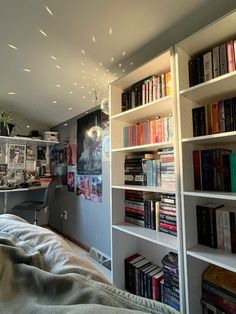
(182, 131), (236, 145)
(111, 141), (174, 153)
(111, 96), (172, 123)
(187, 245), (236, 273)
(113, 222), (178, 250)
(112, 185), (176, 194)
(180, 71), (236, 105)
(176, 9), (236, 314)
(0, 135), (59, 146)
(184, 190), (236, 200)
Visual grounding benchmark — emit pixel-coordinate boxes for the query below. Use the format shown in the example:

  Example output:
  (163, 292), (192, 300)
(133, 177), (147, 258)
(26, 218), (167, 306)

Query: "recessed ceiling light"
(68, 107), (72, 110)
(39, 29), (48, 37)
(81, 86), (84, 89)
(64, 123), (68, 126)
(69, 91), (73, 94)
(45, 6), (53, 16)
(51, 55), (56, 60)
(81, 49), (85, 54)
(88, 91), (92, 94)
(56, 84), (61, 87)
(122, 69), (125, 72)
(81, 62), (84, 66)
(52, 100), (57, 104)
(8, 44), (18, 50)
(111, 57), (114, 62)
(109, 27), (112, 35)
(24, 68), (31, 72)
(122, 51), (126, 56)
(82, 96), (86, 99)
(85, 111), (88, 114)
(92, 35), (96, 43)
(27, 125), (30, 128)
(96, 68), (98, 71)
(73, 82), (78, 85)
(106, 69), (109, 72)
(99, 62), (102, 66)
(8, 92), (16, 95)
(56, 65), (61, 69)
(118, 63), (122, 67)
(130, 62), (134, 65)
(82, 70), (85, 73)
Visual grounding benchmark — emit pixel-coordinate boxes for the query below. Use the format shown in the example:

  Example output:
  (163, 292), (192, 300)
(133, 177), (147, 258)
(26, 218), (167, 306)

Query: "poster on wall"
(66, 144), (77, 166)
(76, 175), (102, 203)
(8, 144), (26, 169)
(77, 109), (108, 175)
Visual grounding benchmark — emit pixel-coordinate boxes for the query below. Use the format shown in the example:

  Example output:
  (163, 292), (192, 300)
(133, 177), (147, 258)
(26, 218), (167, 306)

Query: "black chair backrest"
(42, 179), (56, 207)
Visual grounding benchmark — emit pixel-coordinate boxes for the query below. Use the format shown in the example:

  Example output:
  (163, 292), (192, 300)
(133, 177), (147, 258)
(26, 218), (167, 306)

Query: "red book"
(226, 40), (236, 72)
(159, 222), (177, 231)
(152, 270), (164, 301)
(193, 150), (202, 190)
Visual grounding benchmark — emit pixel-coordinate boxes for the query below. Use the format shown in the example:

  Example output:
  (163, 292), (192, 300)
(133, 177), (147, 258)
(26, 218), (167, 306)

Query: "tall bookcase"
(175, 9), (236, 314)
(109, 49), (185, 312)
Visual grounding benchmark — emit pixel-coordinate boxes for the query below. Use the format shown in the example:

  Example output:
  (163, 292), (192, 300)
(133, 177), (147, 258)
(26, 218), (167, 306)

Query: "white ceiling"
(0, 0), (232, 129)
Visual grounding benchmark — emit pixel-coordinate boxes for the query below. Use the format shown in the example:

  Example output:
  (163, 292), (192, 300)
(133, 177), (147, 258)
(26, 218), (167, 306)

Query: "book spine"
(230, 211), (236, 253)
(219, 43), (228, 75)
(193, 150), (202, 190)
(212, 46), (220, 78)
(203, 51), (213, 81)
(226, 40), (236, 72)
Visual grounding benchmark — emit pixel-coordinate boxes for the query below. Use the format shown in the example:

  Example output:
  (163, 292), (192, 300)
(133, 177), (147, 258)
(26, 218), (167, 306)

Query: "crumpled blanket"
(0, 214), (179, 314)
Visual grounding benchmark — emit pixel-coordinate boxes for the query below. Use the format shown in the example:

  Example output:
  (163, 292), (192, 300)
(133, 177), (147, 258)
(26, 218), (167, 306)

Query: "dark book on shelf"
(224, 99), (233, 132)
(195, 55), (204, 84)
(193, 150), (202, 190)
(230, 211), (236, 253)
(196, 203), (224, 248)
(201, 149), (214, 191)
(230, 153), (236, 192)
(188, 59), (197, 87)
(219, 43), (228, 75)
(192, 106), (206, 137)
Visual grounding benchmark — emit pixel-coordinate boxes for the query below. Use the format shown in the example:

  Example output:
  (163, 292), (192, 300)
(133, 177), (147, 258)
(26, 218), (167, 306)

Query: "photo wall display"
(8, 144), (26, 169)
(76, 175), (102, 203)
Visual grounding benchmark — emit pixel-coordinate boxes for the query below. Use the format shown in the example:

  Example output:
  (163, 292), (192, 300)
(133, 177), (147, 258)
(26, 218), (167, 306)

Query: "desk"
(0, 186), (47, 214)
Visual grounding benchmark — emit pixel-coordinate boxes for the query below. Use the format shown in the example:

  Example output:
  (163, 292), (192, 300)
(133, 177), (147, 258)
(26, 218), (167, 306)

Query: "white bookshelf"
(176, 9), (236, 314)
(110, 48), (184, 313)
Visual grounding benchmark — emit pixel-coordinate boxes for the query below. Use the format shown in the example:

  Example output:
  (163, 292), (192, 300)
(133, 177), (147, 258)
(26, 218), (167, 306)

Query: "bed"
(0, 214), (179, 314)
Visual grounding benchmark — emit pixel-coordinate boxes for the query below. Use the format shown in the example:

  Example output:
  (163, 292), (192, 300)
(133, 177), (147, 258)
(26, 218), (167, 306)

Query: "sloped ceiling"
(0, 0), (234, 129)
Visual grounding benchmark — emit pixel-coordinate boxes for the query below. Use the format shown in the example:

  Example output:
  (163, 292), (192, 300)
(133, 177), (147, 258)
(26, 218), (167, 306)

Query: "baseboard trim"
(48, 225), (90, 252)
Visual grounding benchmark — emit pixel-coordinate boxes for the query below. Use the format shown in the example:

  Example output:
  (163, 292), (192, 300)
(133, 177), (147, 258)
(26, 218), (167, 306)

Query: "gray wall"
(49, 112), (111, 257)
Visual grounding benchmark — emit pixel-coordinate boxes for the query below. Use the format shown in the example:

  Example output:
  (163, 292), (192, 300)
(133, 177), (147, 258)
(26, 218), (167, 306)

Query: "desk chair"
(10, 180), (56, 225)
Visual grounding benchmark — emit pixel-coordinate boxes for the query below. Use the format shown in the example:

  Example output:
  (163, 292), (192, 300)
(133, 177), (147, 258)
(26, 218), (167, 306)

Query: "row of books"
(188, 39), (236, 87)
(196, 203), (236, 253)
(201, 265), (236, 314)
(123, 114), (174, 147)
(124, 190), (177, 237)
(124, 149), (175, 190)
(121, 72), (171, 112)
(161, 252), (180, 311)
(192, 149), (236, 192)
(124, 252), (164, 300)
(192, 97), (236, 137)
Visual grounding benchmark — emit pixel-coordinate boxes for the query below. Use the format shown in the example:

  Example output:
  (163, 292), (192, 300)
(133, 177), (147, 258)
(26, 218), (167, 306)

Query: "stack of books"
(124, 253), (163, 300)
(188, 39), (236, 87)
(196, 203), (236, 253)
(161, 252), (180, 311)
(159, 193), (177, 236)
(201, 265), (236, 313)
(158, 148), (175, 190)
